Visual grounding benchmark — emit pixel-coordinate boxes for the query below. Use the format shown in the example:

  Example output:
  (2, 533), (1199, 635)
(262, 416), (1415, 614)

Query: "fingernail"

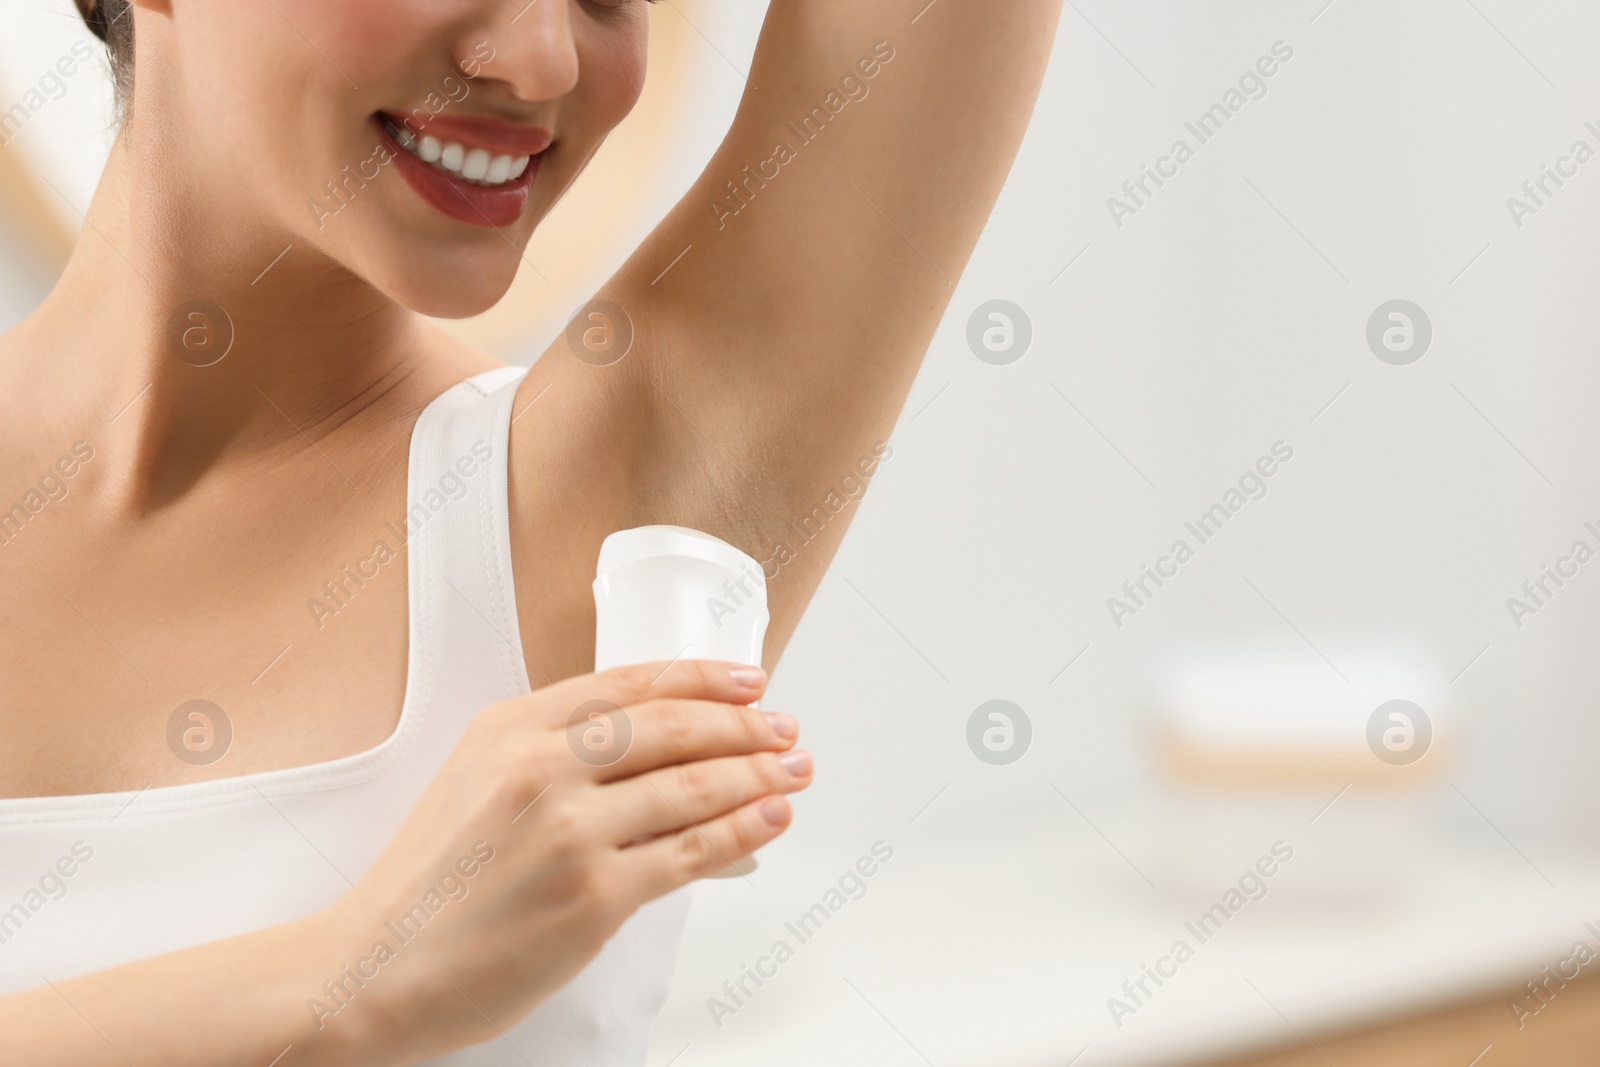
(760, 797), (791, 827)
(763, 711), (798, 740)
(779, 749), (812, 777)
(728, 664), (766, 689)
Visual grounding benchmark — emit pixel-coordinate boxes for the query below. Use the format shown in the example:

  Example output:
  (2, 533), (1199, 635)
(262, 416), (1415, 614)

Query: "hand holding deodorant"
(593, 525), (771, 875)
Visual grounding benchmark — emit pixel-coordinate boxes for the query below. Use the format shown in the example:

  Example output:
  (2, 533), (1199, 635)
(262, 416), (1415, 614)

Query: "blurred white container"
(1147, 638), (1447, 915)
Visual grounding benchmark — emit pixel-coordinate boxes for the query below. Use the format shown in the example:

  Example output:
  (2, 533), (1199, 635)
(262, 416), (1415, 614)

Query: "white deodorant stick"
(594, 525), (771, 876)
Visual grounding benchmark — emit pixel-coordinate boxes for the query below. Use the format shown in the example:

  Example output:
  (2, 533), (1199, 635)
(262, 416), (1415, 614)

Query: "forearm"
(0, 902), (417, 1067)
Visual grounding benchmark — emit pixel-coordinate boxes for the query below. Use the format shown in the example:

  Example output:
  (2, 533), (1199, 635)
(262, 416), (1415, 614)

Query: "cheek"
(582, 23), (649, 130)
(182, 0), (439, 139)
(174, 0), (449, 222)
(183, 0), (433, 93)
(298, 0), (440, 87)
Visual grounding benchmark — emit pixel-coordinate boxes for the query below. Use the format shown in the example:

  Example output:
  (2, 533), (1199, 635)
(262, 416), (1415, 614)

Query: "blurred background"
(6, 1), (1600, 1064)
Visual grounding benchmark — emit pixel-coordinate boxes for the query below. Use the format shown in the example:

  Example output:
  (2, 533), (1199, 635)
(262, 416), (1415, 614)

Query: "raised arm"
(520, 0), (1063, 664)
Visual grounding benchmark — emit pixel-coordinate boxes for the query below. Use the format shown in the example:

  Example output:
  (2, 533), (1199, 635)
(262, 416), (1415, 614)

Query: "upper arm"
(523, 0), (1063, 665)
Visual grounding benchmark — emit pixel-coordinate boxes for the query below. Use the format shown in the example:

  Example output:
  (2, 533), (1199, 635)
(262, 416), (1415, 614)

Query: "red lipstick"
(372, 114), (546, 228)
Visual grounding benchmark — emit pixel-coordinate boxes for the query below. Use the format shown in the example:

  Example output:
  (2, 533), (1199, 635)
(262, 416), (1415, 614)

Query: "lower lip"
(373, 117), (541, 228)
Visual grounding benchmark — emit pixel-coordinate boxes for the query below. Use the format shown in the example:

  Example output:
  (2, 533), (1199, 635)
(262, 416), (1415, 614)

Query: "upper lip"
(378, 111), (554, 157)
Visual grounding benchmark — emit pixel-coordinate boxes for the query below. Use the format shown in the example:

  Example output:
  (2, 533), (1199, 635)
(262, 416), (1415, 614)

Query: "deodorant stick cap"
(592, 525), (769, 676)
(595, 524), (759, 579)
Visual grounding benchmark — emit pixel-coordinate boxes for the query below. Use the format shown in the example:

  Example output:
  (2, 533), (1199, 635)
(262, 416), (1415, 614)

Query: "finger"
(602, 749), (812, 842)
(518, 659), (768, 730)
(625, 794), (795, 898)
(582, 699), (798, 783)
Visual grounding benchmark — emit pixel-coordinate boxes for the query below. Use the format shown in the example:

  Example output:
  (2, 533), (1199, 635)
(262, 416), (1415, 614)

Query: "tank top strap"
(404, 365), (535, 732)
(404, 364), (688, 1065)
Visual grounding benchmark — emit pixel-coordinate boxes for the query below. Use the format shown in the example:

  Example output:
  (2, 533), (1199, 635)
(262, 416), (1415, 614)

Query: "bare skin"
(0, 0), (1062, 1060)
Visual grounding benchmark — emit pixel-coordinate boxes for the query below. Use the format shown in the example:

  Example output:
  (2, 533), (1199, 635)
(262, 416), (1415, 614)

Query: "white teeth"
(386, 119), (535, 187)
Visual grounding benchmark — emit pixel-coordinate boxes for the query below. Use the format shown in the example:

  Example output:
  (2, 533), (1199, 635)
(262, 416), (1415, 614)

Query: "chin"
(295, 117), (561, 318)
(330, 211), (531, 319)
(383, 262), (519, 320)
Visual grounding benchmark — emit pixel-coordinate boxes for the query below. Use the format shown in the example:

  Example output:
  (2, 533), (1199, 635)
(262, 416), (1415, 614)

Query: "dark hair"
(75, 0), (134, 112)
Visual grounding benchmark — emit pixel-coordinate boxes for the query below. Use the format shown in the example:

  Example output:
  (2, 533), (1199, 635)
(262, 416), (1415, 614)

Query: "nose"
(458, 0), (581, 102)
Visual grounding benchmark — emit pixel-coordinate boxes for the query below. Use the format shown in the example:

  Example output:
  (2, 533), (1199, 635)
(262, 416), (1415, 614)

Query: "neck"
(14, 125), (430, 510)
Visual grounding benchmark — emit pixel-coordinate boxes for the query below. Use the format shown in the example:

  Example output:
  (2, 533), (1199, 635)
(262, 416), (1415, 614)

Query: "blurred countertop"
(646, 797), (1600, 1067)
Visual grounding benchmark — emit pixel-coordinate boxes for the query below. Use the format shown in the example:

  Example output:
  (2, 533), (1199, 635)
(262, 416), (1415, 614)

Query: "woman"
(0, 0), (1060, 1062)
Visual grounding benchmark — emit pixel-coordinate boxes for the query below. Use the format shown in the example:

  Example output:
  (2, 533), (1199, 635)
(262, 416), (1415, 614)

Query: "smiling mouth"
(381, 116), (531, 188)
(373, 111), (551, 227)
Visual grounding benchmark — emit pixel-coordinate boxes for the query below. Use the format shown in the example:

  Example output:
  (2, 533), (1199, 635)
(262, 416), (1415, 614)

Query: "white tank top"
(0, 366), (693, 1065)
